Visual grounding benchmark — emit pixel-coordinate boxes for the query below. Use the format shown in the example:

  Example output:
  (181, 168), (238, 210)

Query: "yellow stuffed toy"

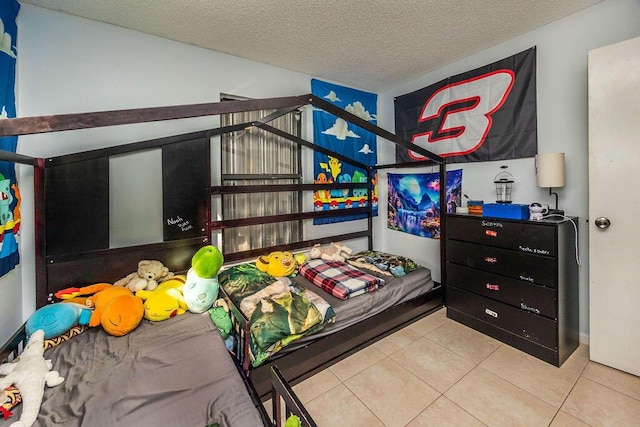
(55, 283), (144, 337)
(255, 251), (297, 277)
(135, 275), (188, 321)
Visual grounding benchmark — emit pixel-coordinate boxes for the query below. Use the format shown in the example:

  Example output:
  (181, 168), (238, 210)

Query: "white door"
(588, 36), (640, 377)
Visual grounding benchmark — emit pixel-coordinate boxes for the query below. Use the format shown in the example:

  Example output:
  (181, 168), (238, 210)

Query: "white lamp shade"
(536, 153), (565, 188)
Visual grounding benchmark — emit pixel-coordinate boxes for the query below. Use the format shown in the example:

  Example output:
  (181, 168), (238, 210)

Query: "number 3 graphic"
(409, 70), (514, 160)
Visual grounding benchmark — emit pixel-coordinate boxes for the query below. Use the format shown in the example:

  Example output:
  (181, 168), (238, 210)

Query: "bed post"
(439, 162), (447, 296)
(34, 158), (47, 307)
(367, 166), (374, 250)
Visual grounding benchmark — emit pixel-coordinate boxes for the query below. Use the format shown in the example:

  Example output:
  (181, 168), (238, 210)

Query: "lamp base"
(546, 208), (565, 217)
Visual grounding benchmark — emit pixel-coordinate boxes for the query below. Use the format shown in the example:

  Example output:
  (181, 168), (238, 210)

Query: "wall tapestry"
(0, 0), (20, 277)
(387, 169), (462, 239)
(311, 79), (378, 224)
(395, 47), (537, 164)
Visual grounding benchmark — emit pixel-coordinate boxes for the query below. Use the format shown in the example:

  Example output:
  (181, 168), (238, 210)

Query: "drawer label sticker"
(484, 257), (498, 263)
(519, 275), (534, 283)
(486, 283), (500, 291)
(518, 245), (550, 255)
(481, 220), (503, 228)
(520, 302), (541, 314)
(485, 230), (498, 237)
(485, 308), (498, 318)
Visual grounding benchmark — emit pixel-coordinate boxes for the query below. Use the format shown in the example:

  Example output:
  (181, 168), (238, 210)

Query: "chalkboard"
(162, 136), (210, 241)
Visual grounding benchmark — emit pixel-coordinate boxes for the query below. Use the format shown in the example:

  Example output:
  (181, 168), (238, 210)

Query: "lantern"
(494, 165), (513, 204)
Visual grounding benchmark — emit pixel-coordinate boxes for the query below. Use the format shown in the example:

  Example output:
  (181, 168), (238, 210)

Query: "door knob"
(594, 217), (611, 229)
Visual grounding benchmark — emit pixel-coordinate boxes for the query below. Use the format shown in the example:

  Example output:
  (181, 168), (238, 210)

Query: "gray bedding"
(282, 266), (434, 351)
(29, 313), (265, 427)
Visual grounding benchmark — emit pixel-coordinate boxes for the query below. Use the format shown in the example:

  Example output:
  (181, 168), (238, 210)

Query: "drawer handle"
(486, 283), (500, 291)
(485, 308), (498, 318)
(484, 256), (498, 263)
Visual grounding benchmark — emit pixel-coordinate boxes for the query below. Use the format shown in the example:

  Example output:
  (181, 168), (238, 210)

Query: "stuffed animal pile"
(0, 330), (64, 427)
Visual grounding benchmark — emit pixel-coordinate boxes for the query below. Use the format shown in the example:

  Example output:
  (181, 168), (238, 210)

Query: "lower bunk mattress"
(285, 265), (434, 351)
(220, 255), (435, 368)
(10, 313), (266, 427)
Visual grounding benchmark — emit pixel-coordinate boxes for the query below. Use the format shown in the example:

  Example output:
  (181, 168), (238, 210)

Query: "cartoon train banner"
(313, 164), (379, 213)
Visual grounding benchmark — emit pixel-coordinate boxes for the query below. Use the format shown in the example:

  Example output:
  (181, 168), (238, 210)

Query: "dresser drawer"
(447, 286), (557, 350)
(446, 240), (558, 287)
(446, 264), (557, 318)
(447, 215), (557, 257)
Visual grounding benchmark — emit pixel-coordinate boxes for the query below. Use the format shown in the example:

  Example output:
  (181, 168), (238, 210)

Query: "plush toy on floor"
(114, 260), (174, 292)
(309, 242), (353, 262)
(0, 329), (64, 427)
(183, 245), (224, 313)
(55, 283), (144, 337)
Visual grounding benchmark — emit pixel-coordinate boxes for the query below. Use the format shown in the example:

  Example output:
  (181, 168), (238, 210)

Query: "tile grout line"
(339, 354), (393, 427)
(548, 359), (594, 427)
(580, 364), (640, 403)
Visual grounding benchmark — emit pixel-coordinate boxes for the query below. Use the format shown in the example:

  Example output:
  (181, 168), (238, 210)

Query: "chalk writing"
(166, 215), (194, 232)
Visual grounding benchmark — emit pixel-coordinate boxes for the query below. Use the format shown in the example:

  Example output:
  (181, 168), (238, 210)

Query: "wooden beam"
(0, 95), (309, 137)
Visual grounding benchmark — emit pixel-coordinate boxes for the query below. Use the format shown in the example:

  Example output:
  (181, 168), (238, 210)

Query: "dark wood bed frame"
(0, 94), (447, 400)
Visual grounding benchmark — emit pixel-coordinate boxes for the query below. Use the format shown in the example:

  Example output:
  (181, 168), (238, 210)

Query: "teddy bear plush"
(309, 242), (353, 262)
(114, 260), (173, 292)
(0, 329), (64, 427)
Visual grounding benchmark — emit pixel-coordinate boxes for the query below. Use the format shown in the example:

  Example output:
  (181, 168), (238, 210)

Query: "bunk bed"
(0, 94), (447, 408)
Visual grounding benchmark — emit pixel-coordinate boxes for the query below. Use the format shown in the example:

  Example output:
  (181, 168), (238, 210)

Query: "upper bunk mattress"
(28, 312), (264, 427)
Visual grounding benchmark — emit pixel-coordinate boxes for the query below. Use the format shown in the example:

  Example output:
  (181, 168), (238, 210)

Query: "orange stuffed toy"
(55, 283), (144, 337)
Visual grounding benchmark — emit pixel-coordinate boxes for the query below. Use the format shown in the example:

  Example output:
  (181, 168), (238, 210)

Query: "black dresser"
(445, 213), (580, 366)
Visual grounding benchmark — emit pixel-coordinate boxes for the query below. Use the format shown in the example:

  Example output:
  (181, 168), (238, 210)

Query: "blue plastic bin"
(482, 203), (529, 220)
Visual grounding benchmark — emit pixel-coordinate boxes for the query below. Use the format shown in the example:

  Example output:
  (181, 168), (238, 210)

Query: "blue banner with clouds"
(311, 79), (378, 224)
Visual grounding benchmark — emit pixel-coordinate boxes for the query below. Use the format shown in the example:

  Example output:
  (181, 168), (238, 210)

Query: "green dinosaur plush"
(285, 415), (302, 427)
(208, 299), (232, 339)
(191, 245), (224, 279)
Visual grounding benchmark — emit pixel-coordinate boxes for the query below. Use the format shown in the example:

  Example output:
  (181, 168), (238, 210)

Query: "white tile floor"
(286, 308), (640, 427)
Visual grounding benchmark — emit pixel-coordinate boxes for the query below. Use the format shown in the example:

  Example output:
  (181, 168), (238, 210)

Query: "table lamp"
(536, 153), (565, 215)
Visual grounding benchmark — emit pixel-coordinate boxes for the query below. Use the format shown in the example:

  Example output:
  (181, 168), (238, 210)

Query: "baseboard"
(579, 332), (590, 346)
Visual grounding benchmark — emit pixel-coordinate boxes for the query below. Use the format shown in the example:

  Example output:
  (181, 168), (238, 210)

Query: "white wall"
(376, 0), (640, 340)
(0, 4), (345, 344)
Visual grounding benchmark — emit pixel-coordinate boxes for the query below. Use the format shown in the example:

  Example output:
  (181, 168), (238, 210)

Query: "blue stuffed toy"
(25, 303), (92, 339)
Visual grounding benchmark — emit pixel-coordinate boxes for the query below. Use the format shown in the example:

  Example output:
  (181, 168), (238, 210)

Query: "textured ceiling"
(21, 0), (602, 91)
